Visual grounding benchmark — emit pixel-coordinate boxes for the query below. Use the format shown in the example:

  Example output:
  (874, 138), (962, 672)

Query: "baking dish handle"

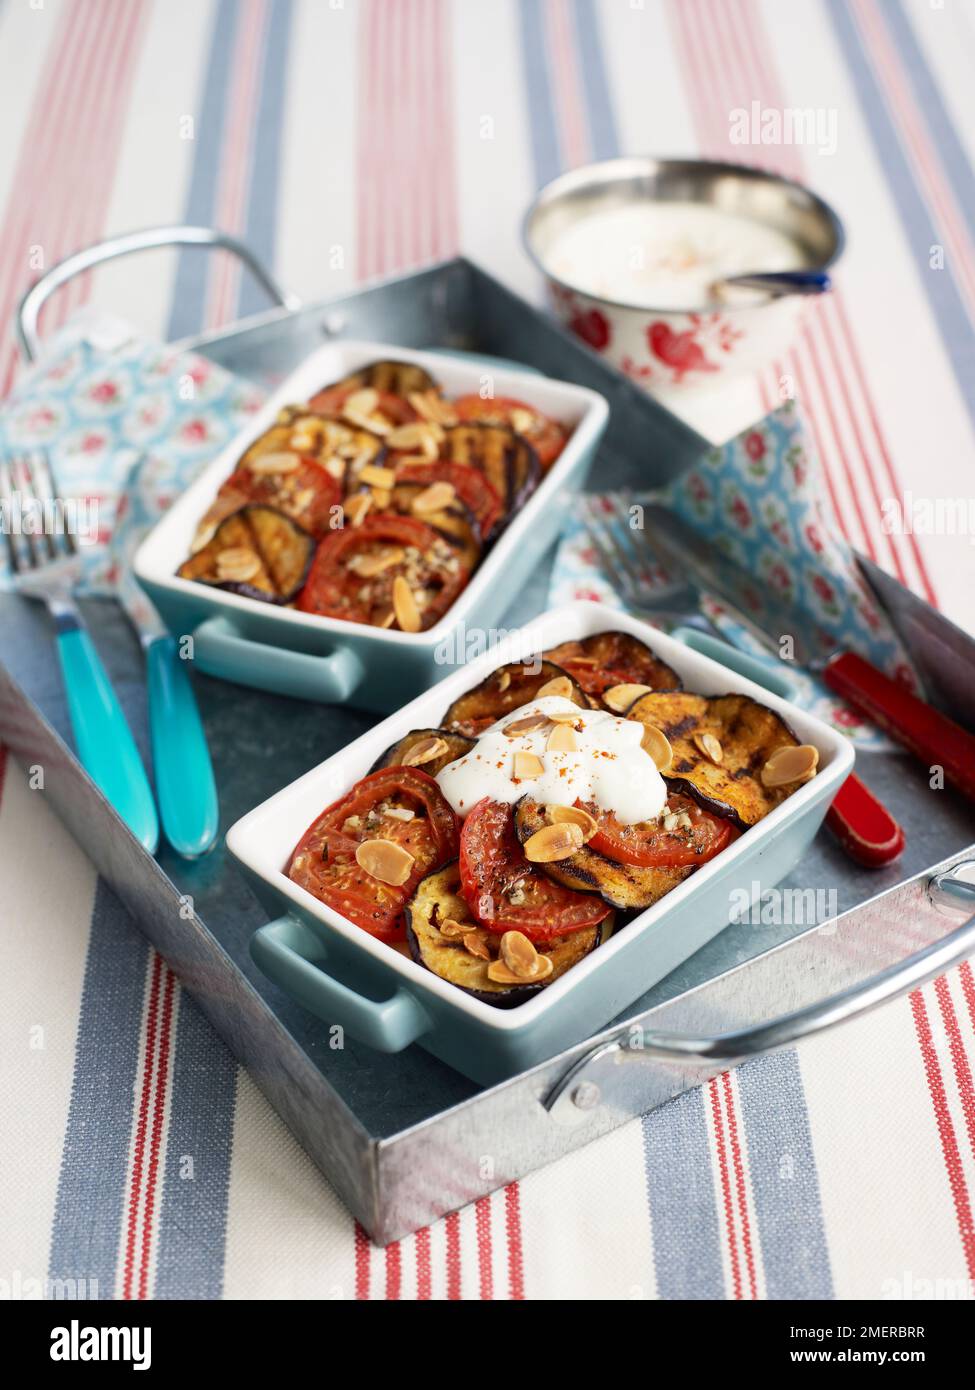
(251, 916), (429, 1052)
(547, 866), (975, 1124)
(193, 616), (364, 704)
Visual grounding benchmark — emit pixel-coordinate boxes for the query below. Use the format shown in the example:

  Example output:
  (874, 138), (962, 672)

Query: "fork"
(580, 494), (795, 698)
(1, 452), (159, 852)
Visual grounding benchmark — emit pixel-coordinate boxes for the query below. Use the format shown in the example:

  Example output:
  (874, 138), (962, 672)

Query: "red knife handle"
(825, 773), (905, 868)
(824, 651), (975, 803)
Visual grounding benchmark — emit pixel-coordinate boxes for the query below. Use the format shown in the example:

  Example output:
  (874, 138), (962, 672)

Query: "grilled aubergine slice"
(543, 630), (682, 704)
(327, 359), (440, 397)
(441, 660), (590, 737)
(178, 505), (314, 603)
(439, 423), (540, 522)
(626, 691), (809, 829)
(370, 728), (476, 777)
(405, 862), (611, 1006)
(513, 797), (693, 912)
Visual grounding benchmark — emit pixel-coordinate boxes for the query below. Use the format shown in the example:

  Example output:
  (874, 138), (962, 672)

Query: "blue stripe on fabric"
(641, 1088), (725, 1299)
(152, 997), (239, 1301)
(826, 0), (975, 434)
(519, 0), (562, 187)
(48, 881), (150, 1301)
(735, 1051), (833, 1299)
(166, 0), (239, 342)
(237, 0), (295, 320)
(571, 0), (619, 162)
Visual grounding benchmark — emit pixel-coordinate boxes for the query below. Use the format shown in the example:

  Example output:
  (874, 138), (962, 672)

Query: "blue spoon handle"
(56, 625), (159, 853)
(146, 635), (219, 858)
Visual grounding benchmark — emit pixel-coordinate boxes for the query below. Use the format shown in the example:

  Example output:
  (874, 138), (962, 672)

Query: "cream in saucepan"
(435, 696), (666, 823)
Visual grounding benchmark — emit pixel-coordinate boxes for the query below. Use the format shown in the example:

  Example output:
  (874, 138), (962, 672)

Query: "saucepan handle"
(193, 616), (364, 704)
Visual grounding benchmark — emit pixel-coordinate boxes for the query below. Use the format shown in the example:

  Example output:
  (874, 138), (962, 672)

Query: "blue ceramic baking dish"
(133, 341), (608, 713)
(227, 602), (854, 1086)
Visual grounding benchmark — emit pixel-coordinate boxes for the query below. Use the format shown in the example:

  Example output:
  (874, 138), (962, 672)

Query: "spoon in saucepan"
(711, 269), (832, 300)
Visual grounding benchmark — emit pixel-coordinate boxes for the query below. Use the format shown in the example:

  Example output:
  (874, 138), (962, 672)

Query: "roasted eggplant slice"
(370, 728), (476, 777)
(439, 423), (540, 520)
(326, 359), (440, 397)
(626, 691), (807, 829)
(543, 631), (682, 703)
(178, 505), (314, 603)
(405, 862), (609, 1007)
(513, 797), (693, 912)
(441, 660), (589, 736)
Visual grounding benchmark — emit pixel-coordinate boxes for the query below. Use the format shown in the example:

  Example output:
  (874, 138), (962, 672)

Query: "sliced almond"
(322, 455), (346, 480)
(536, 675), (574, 700)
(408, 390), (458, 427)
(547, 709), (581, 724)
(463, 930), (492, 960)
(359, 463), (396, 489)
(547, 804), (597, 841)
(640, 723), (673, 772)
(402, 735), (449, 767)
(344, 388), (379, 416)
(247, 450), (300, 475)
(500, 930), (540, 979)
(347, 546), (405, 578)
(344, 407), (391, 435)
(386, 422), (437, 452)
(547, 722), (577, 753)
(354, 838), (415, 887)
(343, 492), (372, 528)
(694, 731), (723, 764)
(383, 806), (415, 822)
(438, 916), (474, 939)
(522, 821), (584, 863)
(503, 713), (551, 737)
(497, 669), (511, 692)
(510, 407), (536, 435)
(603, 682), (653, 713)
(215, 546), (261, 582)
(371, 487), (392, 510)
(410, 481), (456, 515)
(487, 956), (553, 985)
(392, 575), (422, 633)
(760, 743), (820, 788)
(513, 750), (544, 780)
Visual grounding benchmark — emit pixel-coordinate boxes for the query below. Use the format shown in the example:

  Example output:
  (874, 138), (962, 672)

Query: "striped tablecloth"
(2, 0), (975, 1301)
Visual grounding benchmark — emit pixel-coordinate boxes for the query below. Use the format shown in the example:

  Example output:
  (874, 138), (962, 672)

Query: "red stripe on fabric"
(384, 1240), (402, 1300)
(432, 0), (459, 260)
(960, 963), (975, 1039)
(415, 1225), (432, 1300)
(444, 1210), (462, 1300)
(136, 965), (177, 1300)
(909, 988), (975, 1280)
(121, 952), (164, 1300)
(474, 1195), (493, 1300)
(721, 1072), (759, 1301)
(504, 1183), (525, 1300)
(934, 975), (975, 1167)
(354, 1221), (371, 1300)
(708, 1076), (743, 1299)
(785, 348), (857, 545)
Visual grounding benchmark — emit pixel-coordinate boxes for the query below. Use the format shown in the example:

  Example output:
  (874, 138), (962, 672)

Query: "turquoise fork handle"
(56, 626), (159, 853)
(146, 635), (219, 858)
(251, 916), (429, 1052)
(193, 615), (364, 704)
(671, 626), (796, 700)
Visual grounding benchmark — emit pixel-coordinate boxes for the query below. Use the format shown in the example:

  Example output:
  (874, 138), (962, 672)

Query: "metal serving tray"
(3, 239), (975, 1244)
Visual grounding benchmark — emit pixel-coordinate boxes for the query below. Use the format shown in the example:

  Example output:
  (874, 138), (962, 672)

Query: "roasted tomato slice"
(543, 632), (682, 701)
(288, 767), (460, 940)
(297, 514), (470, 630)
(454, 394), (568, 470)
(213, 458), (342, 539)
(395, 460), (504, 539)
(459, 798), (611, 939)
(307, 384), (419, 426)
(586, 793), (737, 868)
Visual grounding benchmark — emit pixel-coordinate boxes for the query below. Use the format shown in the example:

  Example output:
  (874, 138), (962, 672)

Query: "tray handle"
(251, 916), (429, 1052)
(547, 864), (975, 1125)
(16, 224), (301, 361)
(193, 616), (364, 704)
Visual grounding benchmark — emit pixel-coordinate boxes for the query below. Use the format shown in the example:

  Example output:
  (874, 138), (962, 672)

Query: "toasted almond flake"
(344, 388), (378, 415)
(215, 546), (261, 582)
(522, 821), (584, 863)
(547, 804), (597, 840)
(247, 450), (300, 475)
(354, 838), (414, 886)
(386, 422), (436, 451)
(694, 731), (723, 764)
(348, 546), (405, 578)
(640, 723), (673, 772)
(190, 520), (217, 555)
(378, 610), (396, 629)
(463, 931), (492, 961)
(344, 408), (391, 435)
(411, 481), (456, 515)
(760, 743), (820, 788)
(438, 916), (473, 939)
(343, 492), (372, 528)
(513, 750), (545, 779)
(392, 575), (422, 633)
(536, 675), (574, 700)
(503, 713), (551, 737)
(546, 722), (577, 753)
(547, 709), (580, 724)
(322, 455), (346, 480)
(402, 735), (449, 767)
(408, 389), (458, 427)
(499, 930), (540, 979)
(497, 669), (511, 692)
(383, 806), (415, 822)
(603, 682), (653, 713)
(359, 463), (396, 489)
(662, 813), (679, 832)
(510, 407), (536, 435)
(371, 487), (392, 509)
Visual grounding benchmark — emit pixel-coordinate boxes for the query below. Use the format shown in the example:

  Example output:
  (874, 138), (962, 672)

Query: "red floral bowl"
(523, 157), (844, 391)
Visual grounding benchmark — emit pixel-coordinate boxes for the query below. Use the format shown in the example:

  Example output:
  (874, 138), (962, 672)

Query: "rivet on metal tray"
(571, 1081), (601, 1111)
(321, 312), (348, 338)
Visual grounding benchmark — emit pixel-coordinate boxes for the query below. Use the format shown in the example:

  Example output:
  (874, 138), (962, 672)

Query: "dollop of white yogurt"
(435, 696), (667, 824)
